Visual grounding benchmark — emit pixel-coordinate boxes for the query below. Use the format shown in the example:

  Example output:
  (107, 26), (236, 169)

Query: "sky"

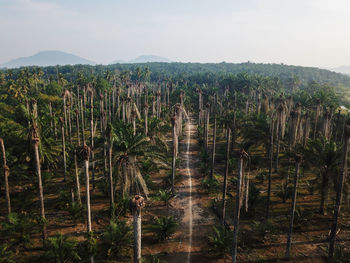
(0, 0), (349, 68)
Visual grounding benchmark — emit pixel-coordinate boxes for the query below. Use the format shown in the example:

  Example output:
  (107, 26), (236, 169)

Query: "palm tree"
(221, 127), (231, 224)
(132, 195), (144, 263)
(31, 101), (48, 241)
(59, 117), (67, 182)
(313, 99), (322, 139)
(285, 154), (302, 260)
(266, 113), (275, 219)
(328, 118), (350, 262)
(210, 102), (217, 181)
(78, 144), (94, 263)
(303, 137), (340, 215)
(105, 123), (115, 215)
(171, 115), (177, 194)
(88, 86), (96, 190)
(204, 103), (210, 152)
(275, 100), (287, 172)
(0, 138), (11, 215)
(112, 121), (166, 197)
(232, 149), (249, 263)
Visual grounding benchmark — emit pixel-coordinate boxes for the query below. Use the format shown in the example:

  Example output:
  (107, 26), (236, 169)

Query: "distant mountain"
(110, 55), (171, 64)
(331, 66), (350, 75)
(1, 51), (96, 68)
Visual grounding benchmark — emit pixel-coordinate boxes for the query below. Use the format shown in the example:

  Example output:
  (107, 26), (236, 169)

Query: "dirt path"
(161, 115), (217, 263)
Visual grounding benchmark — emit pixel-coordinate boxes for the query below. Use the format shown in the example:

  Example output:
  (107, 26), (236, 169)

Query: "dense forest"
(0, 63), (349, 262)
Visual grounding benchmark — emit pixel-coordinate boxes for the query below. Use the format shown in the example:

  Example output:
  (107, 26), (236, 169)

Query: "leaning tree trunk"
(285, 154), (301, 260)
(132, 195), (144, 263)
(31, 102), (48, 242)
(221, 127), (231, 224)
(328, 118), (350, 262)
(232, 150), (247, 263)
(0, 138), (11, 215)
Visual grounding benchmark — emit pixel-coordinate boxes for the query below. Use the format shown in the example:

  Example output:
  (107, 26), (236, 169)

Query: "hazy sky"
(0, 0), (349, 67)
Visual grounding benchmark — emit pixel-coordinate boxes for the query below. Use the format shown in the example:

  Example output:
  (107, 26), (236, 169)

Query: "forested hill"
(4, 62), (348, 88)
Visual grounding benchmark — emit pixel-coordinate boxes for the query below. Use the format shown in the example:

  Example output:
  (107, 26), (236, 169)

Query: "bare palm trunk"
(74, 150), (81, 205)
(76, 109), (81, 146)
(285, 155), (301, 260)
(132, 195), (144, 263)
(144, 105), (149, 136)
(204, 103), (210, 152)
(82, 145), (94, 263)
(171, 116), (177, 194)
(266, 118), (274, 219)
(80, 97), (86, 145)
(60, 118), (67, 182)
(0, 138), (11, 215)
(108, 142), (114, 213)
(89, 90), (95, 190)
(210, 112), (217, 180)
(232, 150), (246, 263)
(31, 103), (48, 241)
(222, 127), (231, 224)
(328, 118), (350, 262)
(320, 172), (329, 215)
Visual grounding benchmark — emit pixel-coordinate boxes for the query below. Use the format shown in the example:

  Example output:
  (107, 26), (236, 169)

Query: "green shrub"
(150, 216), (178, 241)
(101, 220), (132, 258)
(154, 189), (174, 206)
(115, 195), (132, 217)
(2, 213), (38, 248)
(142, 254), (165, 263)
(0, 244), (15, 263)
(276, 184), (293, 202)
(208, 226), (232, 256)
(334, 244), (350, 263)
(201, 176), (219, 193)
(41, 234), (81, 263)
(67, 202), (84, 221)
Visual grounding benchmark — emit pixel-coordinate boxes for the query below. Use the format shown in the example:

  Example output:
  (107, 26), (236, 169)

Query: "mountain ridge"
(1, 50), (96, 68)
(110, 55), (171, 64)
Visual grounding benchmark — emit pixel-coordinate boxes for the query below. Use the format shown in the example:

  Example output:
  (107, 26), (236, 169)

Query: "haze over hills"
(0, 51), (96, 68)
(110, 55), (172, 64)
(331, 66), (350, 75)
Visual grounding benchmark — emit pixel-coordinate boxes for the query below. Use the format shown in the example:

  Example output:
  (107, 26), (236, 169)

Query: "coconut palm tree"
(328, 118), (350, 262)
(0, 138), (11, 215)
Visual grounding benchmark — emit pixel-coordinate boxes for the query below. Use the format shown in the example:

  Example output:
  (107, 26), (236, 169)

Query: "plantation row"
(0, 66), (349, 262)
